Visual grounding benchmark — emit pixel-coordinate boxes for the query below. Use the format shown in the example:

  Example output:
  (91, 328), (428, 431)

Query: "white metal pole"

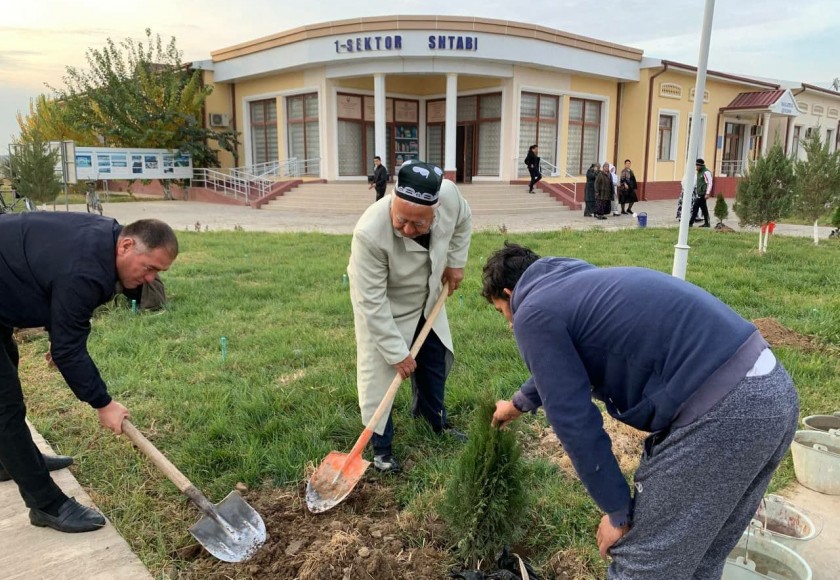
(673, 0), (717, 280)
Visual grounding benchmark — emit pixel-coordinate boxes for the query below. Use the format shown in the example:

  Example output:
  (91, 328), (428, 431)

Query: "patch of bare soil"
(752, 317), (823, 352)
(12, 327), (47, 342)
(521, 414), (646, 475)
(176, 480), (449, 579)
(714, 223), (735, 232)
(545, 547), (600, 580)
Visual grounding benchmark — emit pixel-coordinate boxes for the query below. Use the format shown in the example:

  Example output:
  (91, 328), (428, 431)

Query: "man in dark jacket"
(690, 158), (713, 227)
(368, 156), (389, 201)
(0, 213), (178, 533)
(482, 242), (798, 580)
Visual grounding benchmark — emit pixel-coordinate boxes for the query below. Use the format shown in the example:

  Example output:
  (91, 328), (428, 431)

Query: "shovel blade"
(188, 491), (266, 563)
(306, 450), (371, 513)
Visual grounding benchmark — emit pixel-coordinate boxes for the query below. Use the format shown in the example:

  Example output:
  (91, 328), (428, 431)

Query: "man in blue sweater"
(0, 213), (178, 533)
(482, 242), (798, 579)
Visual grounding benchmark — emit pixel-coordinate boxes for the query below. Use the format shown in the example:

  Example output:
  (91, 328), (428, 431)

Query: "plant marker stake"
(342, 273), (348, 289)
(131, 299), (138, 314)
(221, 337), (227, 363)
(459, 294), (464, 307)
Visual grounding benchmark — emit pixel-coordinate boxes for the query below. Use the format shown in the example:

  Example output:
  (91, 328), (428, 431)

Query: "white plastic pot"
(724, 529), (812, 580)
(790, 430), (840, 495)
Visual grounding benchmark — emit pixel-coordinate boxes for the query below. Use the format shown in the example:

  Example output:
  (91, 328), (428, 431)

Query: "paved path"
(0, 424), (152, 580)
(54, 197), (834, 240)
(4, 198), (836, 579)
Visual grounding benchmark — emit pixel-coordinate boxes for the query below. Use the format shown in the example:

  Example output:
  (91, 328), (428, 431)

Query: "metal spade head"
(306, 450), (371, 513)
(188, 491), (267, 563)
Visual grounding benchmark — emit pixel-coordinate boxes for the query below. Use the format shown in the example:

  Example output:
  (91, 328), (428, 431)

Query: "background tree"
(792, 129), (840, 244)
(51, 28), (238, 198)
(2, 139), (62, 205)
(734, 142), (796, 253)
(440, 399), (527, 568)
(713, 192), (729, 228)
(16, 94), (98, 145)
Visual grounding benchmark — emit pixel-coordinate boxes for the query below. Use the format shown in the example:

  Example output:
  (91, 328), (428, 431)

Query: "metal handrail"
(719, 159), (745, 177)
(197, 158), (322, 204)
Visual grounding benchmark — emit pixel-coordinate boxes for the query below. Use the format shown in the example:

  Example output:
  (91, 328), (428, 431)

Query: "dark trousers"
(372, 317), (448, 456)
(690, 195), (710, 225)
(0, 326), (65, 509)
(528, 167), (542, 191)
(375, 188), (386, 201)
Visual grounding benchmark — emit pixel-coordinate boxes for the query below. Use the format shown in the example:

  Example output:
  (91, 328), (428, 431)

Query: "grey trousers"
(608, 362), (798, 580)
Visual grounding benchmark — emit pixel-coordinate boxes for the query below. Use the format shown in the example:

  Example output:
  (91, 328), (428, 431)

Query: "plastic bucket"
(636, 212), (648, 228)
(802, 414), (840, 434)
(723, 529), (812, 580)
(790, 429), (840, 494)
(751, 495), (820, 553)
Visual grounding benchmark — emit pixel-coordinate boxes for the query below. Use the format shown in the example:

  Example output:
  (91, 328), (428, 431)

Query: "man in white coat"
(348, 160), (472, 473)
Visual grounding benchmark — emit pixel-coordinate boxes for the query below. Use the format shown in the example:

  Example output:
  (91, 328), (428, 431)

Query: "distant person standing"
(524, 145), (542, 194)
(584, 163), (598, 217)
(369, 156), (389, 202)
(594, 163), (612, 220)
(619, 159), (638, 215)
(690, 158), (713, 228)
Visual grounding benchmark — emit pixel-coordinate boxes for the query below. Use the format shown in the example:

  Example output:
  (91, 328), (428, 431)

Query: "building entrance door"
(722, 122), (745, 176)
(455, 124), (475, 183)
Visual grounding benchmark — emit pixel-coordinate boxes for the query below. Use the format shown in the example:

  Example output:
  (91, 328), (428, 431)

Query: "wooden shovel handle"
(121, 419), (193, 493)
(346, 281), (450, 459)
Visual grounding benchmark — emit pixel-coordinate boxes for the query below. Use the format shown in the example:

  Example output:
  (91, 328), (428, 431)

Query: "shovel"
(121, 419), (267, 562)
(306, 282), (450, 513)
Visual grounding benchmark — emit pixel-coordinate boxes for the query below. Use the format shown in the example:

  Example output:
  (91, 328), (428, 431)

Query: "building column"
(374, 74), (387, 164)
(760, 112), (771, 156)
(784, 116), (795, 157)
(444, 73), (458, 181)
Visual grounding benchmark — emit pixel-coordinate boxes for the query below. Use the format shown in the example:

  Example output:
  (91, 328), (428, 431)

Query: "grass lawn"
(18, 227), (840, 578)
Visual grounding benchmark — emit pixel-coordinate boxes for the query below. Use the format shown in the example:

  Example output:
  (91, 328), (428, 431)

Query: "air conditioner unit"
(209, 113), (230, 127)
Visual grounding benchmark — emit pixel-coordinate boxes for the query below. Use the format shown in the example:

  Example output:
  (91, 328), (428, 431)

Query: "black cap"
(696, 158), (705, 165)
(394, 160), (443, 205)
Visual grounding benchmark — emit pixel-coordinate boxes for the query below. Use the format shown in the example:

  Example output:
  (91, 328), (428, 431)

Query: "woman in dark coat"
(594, 163), (612, 220)
(584, 163), (598, 216)
(619, 159), (638, 214)
(524, 144), (542, 193)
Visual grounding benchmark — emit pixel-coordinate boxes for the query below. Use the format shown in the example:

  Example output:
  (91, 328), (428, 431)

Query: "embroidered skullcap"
(394, 160), (443, 205)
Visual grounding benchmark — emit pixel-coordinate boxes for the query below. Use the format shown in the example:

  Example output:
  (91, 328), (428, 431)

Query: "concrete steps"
(261, 182), (569, 215)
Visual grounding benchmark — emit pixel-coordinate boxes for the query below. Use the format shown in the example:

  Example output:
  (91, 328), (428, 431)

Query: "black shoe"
(528, 189), (534, 194)
(699, 223), (711, 228)
(443, 427), (468, 443)
(30, 497), (106, 533)
(373, 454), (400, 473)
(0, 454), (73, 482)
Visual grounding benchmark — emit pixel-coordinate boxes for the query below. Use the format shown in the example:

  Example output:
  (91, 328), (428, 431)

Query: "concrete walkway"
(0, 424), (152, 580)
(52, 195), (835, 240)
(3, 197), (836, 579)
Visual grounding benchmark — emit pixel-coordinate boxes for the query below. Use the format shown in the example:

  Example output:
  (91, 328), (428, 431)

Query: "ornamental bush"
(440, 399), (528, 567)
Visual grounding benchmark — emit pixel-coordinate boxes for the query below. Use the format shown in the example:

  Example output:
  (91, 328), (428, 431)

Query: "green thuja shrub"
(440, 399), (527, 567)
(714, 193), (729, 225)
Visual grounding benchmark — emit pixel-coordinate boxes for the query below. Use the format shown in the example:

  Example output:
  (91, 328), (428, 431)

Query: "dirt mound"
(522, 414), (646, 475)
(177, 480), (449, 579)
(753, 317), (822, 352)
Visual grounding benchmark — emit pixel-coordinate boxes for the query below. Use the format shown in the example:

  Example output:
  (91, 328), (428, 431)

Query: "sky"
(2, 0), (838, 152)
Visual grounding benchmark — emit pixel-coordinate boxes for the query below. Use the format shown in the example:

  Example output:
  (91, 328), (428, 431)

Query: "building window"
(827, 129), (835, 153)
(286, 93), (319, 174)
(476, 93), (502, 176)
(685, 116), (706, 161)
(812, 105), (825, 116)
(250, 99), (278, 166)
(519, 92), (559, 178)
(566, 98), (601, 176)
(658, 114), (675, 161)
